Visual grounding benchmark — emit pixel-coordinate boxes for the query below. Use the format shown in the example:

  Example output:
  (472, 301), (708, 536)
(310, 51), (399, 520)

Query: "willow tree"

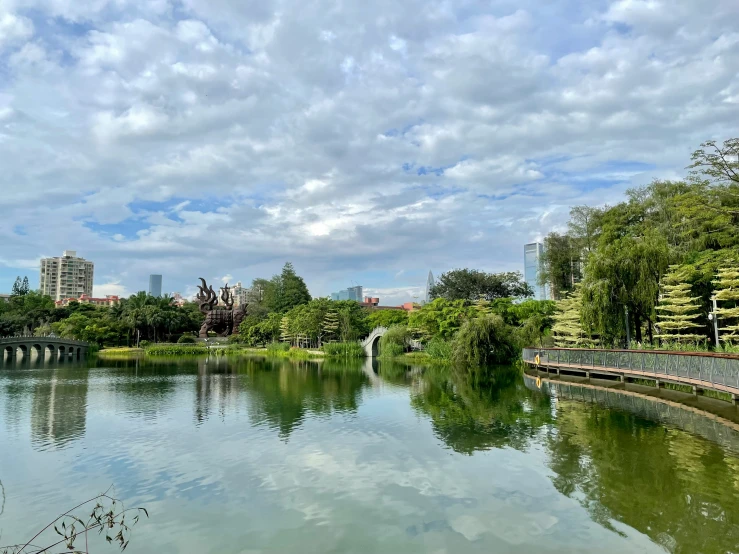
(654, 265), (704, 344)
(714, 267), (739, 343)
(551, 284), (592, 347)
(581, 229), (670, 345)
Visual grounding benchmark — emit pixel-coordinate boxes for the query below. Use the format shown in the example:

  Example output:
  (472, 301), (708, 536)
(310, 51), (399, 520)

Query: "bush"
(139, 340), (151, 348)
(144, 343), (208, 355)
(379, 325), (411, 357)
(451, 314), (516, 374)
(322, 341), (365, 358)
(425, 337), (452, 361)
(177, 334), (197, 344)
(266, 341), (290, 353)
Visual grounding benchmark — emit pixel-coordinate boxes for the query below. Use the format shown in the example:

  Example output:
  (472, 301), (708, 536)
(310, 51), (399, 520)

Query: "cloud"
(0, 0), (738, 296)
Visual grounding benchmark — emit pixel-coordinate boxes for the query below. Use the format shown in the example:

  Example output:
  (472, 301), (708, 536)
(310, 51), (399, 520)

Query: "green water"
(1, 356), (738, 553)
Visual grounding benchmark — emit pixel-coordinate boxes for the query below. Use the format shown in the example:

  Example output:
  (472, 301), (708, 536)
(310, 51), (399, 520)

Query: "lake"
(1, 355), (738, 553)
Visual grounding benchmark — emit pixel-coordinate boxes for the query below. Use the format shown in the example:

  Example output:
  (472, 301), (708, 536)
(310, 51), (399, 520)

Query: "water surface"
(1, 356), (738, 553)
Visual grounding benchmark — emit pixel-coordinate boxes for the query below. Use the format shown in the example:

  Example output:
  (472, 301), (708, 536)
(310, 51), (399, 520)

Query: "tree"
(408, 298), (481, 340)
(266, 263), (311, 313)
(11, 276), (29, 297)
(430, 269), (532, 302)
(540, 232), (581, 300)
(713, 267), (739, 344)
(551, 285), (592, 347)
(451, 314), (516, 373)
(366, 309), (408, 329)
(654, 265), (704, 344)
(568, 205), (601, 254)
(280, 315), (293, 345)
(322, 310), (340, 342)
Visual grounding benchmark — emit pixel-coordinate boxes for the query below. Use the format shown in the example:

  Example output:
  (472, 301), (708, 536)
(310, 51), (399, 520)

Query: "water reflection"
(1, 356), (738, 553)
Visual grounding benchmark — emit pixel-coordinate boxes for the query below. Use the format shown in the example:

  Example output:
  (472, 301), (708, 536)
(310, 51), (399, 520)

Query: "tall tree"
(11, 276), (29, 297)
(713, 267), (739, 344)
(267, 263), (312, 313)
(551, 284), (591, 347)
(568, 205), (601, 254)
(540, 232), (581, 300)
(430, 269), (532, 302)
(654, 265), (704, 344)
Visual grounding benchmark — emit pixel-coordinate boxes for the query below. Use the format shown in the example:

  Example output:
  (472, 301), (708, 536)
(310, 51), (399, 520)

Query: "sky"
(1, 0), (738, 305)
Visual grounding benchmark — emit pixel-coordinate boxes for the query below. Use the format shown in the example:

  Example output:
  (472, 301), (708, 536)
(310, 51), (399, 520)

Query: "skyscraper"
(424, 271), (435, 304)
(524, 243), (549, 301)
(149, 274), (162, 297)
(330, 285), (363, 302)
(40, 250), (94, 301)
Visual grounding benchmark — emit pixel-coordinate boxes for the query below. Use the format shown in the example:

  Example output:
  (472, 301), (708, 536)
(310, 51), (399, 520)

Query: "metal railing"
(0, 336), (88, 346)
(523, 347), (739, 393)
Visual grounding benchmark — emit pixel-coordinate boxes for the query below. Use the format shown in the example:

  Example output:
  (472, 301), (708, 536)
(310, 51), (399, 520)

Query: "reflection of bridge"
(523, 347), (739, 404)
(360, 327), (387, 358)
(523, 373), (739, 454)
(1, 336), (89, 363)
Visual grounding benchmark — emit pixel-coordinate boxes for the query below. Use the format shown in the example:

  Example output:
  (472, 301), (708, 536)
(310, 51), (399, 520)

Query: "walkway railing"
(523, 347), (739, 396)
(0, 336), (88, 346)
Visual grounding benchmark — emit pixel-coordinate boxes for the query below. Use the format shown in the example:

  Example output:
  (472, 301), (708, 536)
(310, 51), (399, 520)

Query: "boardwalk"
(523, 347), (739, 404)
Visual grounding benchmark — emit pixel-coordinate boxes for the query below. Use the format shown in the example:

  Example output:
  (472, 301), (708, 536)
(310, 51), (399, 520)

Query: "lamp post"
(709, 296), (720, 347)
(624, 305), (630, 349)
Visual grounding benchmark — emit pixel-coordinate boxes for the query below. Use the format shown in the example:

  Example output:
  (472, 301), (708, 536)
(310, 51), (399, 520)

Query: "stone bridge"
(360, 327), (387, 358)
(1, 336), (89, 363)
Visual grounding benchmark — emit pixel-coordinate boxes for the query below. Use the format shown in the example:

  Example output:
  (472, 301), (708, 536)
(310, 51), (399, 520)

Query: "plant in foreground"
(0, 488), (148, 554)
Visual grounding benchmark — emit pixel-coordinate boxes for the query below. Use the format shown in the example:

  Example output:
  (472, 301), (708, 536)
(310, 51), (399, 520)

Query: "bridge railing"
(0, 336), (88, 346)
(523, 347), (739, 392)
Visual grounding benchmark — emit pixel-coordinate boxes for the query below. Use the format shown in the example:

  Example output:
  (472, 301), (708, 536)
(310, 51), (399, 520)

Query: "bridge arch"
(31, 344), (43, 359)
(3, 346), (13, 361)
(16, 344), (28, 359)
(45, 345), (56, 359)
(58, 345), (66, 359)
(361, 327), (388, 358)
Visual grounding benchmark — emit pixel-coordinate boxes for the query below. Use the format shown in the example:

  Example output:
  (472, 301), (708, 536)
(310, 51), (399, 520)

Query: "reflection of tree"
(548, 400), (739, 552)
(239, 359), (368, 441)
(411, 368), (553, 454)
(30, 367), (90, 450)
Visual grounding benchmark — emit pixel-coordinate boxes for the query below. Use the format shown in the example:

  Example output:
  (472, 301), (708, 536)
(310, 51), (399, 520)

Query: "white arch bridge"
(360, 327), (388, 358)
(1, 336), (89, 363)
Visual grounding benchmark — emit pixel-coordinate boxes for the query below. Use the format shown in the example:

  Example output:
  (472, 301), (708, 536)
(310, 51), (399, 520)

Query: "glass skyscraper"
(524, 243), (549, 301)
(149, 274), (163, 298)
(330, 285), (363, 302)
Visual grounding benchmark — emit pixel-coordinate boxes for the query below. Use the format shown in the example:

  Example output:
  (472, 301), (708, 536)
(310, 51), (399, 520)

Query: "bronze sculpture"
(196, 278), (247, 338)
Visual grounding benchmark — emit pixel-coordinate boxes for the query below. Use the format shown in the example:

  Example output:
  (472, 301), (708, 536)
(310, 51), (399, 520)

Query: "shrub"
(139, 340), (151, 348)
(425, 337), (452, 361)
(177, 334), (197, 344)
(266, 341), (290, 353)
(451, 314), (516, 374)
(379, 325), (411, 357)
(322, 341), (365, 358)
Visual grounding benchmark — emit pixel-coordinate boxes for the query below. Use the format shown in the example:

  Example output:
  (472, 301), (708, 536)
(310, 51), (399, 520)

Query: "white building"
(40, 250), (94, 301)
(232, 282), (251, 307)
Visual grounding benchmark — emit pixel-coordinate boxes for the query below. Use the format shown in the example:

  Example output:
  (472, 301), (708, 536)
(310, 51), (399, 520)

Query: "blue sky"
(1, 0), (738, 304)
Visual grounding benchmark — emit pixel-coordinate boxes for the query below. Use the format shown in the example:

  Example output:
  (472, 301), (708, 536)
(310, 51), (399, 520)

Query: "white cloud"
(0, 0), (738, 295)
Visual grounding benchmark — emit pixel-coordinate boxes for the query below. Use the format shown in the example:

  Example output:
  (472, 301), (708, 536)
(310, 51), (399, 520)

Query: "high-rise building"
(40, 250), (94, 301)
(149, 274), (162, 297)
(424, 271), (435, 304)
(330, 285), (363, 302)
(231, 282), (251, 307)
(524, 243), (549, 301)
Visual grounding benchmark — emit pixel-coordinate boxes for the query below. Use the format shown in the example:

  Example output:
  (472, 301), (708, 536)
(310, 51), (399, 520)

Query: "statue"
(196, 278), (248, 338)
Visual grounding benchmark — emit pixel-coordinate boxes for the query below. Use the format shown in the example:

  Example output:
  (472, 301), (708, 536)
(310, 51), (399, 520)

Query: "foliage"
(366, 309), (408, 329)
(321, 341), (365, 358)
(322, 310), (340, 342)
(11, 276), (30, 297)
(379, 325), (411, 357)
(540, 232), (582, 299)
(264, 262), (312, 313)
(430, 269), (532, 302)
(713, 267), (739, 343)
(654, 265), (704, 343)
(425, 336), (452, 361)
(144, 343), (208, 355)
(0, 489), (147, 554)
(266, 341), (291, 354)
(451, 314), (516, 373)
(551, 284), (592, 347)
(408, 298), (480, 340)
(177, 334), (197, 343)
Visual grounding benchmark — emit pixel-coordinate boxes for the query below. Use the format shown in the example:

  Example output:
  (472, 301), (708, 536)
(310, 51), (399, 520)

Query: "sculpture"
(196, 278), (248, 338)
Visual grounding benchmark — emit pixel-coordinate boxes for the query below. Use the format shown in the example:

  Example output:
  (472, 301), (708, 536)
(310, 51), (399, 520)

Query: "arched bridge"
(1, 336), (89, 363)
(361, 327), (387, 358)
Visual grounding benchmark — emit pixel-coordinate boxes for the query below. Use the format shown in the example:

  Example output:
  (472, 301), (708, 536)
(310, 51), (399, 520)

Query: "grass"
(321, 341), (365, 358)
(144, 343), (209, 355)
(98, 347), (145, 357)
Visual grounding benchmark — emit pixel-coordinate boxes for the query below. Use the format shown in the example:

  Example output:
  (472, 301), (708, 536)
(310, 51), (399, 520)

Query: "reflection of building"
(524, 242), (549, 301)
(55, 294), (120, 308)
(232, 282), (251, 307)
(31, 369), (89, 450)
(331, 285), (363, 302)
(40, 250), (94, 301)
(424, 271), (435, 304)
(149, 274), (162, 297)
